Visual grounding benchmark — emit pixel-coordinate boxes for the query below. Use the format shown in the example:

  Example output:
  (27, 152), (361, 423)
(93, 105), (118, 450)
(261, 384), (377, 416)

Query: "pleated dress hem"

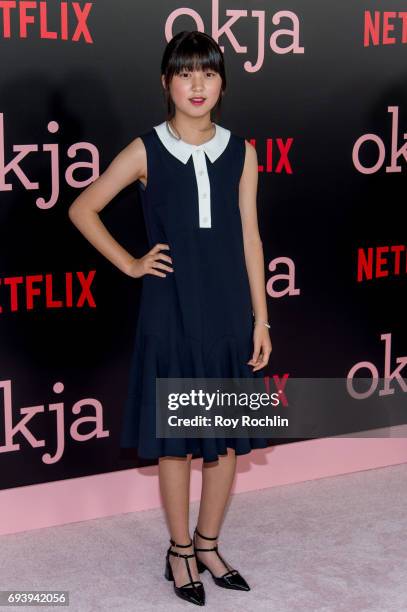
(120, 331), (271, 463)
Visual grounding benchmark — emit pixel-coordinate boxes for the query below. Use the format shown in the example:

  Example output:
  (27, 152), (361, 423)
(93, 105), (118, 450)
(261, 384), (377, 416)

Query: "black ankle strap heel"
(164, 537), (205, 606)
(193, 527), (251, 591)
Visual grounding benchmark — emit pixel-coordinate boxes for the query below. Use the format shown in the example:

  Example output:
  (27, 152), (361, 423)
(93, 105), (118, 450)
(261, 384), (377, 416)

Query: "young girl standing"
(69, 30), (272, 607)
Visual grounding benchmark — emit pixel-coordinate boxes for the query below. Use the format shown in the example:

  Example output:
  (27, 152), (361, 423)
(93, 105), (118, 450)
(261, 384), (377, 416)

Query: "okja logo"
(0, 1), (94, 42)
(353, 106), (407, 174)
(165, 1), (304, 73)
(0, 380), (110, 464)
(0, 114), (99, 208)
(347, 333), (407, 399)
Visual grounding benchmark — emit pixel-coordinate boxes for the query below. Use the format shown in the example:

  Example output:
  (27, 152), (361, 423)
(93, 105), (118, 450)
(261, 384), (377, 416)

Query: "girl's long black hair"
(161, 30), (227, 123)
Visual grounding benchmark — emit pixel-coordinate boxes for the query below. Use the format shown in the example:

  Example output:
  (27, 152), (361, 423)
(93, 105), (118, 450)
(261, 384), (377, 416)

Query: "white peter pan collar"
(153, 121), (231, 164)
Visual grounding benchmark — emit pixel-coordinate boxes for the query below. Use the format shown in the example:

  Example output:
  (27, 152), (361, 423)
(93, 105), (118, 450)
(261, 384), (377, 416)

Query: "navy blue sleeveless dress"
(120, 120), (270, 462)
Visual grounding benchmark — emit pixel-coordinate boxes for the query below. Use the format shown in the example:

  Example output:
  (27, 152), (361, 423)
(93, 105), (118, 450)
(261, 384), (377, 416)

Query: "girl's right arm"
(68, 137), (173, 278)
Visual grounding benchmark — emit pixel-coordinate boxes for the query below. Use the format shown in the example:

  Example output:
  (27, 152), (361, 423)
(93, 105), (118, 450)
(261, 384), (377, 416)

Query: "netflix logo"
(357, 245), (406, 282)
(364, 11), (407, 47)
(249, 137), (294, 175)
(0, 271), (96, 313)
(0, 1), (94, 42)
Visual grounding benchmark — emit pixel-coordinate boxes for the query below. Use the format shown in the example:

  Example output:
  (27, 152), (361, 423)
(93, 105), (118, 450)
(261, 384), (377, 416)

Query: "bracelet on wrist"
(251, 311), (270, 329)
(254, 319), (270, 329)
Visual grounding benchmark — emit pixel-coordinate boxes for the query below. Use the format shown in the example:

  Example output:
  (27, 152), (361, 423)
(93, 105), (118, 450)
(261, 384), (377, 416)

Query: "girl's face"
(164, 68), (222, 117)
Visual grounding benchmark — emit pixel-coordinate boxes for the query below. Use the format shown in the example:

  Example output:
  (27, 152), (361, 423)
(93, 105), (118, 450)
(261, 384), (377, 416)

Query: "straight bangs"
(161, 31), (226, 83)
(168, 46), (222, 79)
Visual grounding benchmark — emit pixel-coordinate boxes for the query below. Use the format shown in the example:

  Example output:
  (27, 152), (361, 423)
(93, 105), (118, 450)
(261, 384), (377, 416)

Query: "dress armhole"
(138, 133), (149, 192)
(238, 136), (247, 183)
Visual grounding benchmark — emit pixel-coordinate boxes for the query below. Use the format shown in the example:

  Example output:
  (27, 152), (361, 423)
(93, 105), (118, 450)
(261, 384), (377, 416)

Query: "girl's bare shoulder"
(104, 136), (147, 187)
(120, 135), (147, 173)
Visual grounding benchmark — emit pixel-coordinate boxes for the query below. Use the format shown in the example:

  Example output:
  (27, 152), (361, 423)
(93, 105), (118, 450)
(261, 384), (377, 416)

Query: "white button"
(192, 149), (211, 228)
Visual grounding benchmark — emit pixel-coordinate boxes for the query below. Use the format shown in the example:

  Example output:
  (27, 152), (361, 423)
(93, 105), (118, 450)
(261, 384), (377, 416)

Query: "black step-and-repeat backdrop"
(1, 2), (406, 490)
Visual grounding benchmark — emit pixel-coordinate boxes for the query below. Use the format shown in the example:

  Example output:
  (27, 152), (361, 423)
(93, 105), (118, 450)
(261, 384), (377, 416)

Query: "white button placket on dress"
(153, 122), (232, 229)
(192, 148), (211, 228)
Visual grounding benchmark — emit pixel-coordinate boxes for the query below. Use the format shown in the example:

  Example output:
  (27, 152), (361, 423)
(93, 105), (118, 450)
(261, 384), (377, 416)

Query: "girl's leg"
(194, 447), (237, 576)
(159, 454), (200, 587)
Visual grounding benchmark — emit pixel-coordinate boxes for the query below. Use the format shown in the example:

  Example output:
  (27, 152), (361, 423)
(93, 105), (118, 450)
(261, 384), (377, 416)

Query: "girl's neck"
(168, 116), (215, 146)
